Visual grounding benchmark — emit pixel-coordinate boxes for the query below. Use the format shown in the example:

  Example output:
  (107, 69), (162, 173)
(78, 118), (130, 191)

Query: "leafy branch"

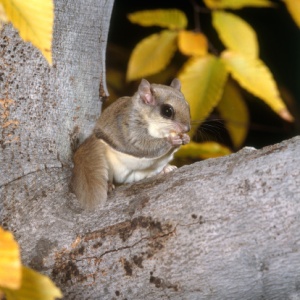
(126, 0), (297, 158)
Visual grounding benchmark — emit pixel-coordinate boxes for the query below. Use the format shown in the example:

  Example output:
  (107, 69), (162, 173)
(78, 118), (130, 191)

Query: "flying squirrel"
(71, 78), (191, 209)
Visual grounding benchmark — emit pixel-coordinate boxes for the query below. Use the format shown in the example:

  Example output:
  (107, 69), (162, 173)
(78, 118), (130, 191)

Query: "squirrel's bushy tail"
(71, 136), (109, 209)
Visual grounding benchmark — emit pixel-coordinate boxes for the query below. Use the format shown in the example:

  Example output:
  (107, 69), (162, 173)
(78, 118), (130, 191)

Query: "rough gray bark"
(0, 0), (113, 215)
(1, 1), (300, 300)
(2, 133), (300, 299)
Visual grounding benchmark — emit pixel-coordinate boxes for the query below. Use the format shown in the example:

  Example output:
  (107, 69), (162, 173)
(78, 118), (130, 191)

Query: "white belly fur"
(101, 140), (177, 184)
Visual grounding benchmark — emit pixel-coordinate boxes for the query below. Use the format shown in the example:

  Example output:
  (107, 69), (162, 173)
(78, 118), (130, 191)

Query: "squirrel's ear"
(138, 79), (155, 105)
(170, 78), (181, 91)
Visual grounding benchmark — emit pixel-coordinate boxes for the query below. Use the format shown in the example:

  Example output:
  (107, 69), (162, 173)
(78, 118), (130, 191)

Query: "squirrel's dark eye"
(160, 104), (175, 119)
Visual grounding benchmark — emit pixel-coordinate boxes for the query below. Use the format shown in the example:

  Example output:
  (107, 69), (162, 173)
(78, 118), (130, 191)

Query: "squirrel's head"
(136, 78), (191, 139)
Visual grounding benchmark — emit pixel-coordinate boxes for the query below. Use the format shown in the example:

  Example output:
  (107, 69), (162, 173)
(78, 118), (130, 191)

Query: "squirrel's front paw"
(168, 132), (190, 146)
(168, 133), (183, 146)
(180, 133), (190, 145)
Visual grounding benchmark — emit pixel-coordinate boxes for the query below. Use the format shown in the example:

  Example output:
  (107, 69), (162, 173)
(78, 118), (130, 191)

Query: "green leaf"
(4, 266), (62, 300)
(127, 9), (187, 30)
(204, 0), (273, 9)
(175, 141), (231, 159)
(221, 50), (293, 122)
(127, 30), (178, 81)
(212, 11), (258, 58)
(178, 55), (228, 137)
(285, 0), (300, 28)
(217, 81), (249, 148)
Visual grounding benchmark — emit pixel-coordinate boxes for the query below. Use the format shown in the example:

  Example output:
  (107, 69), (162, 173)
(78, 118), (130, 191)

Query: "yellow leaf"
(1, 0), (54, 65)
(222, 50), (293, 122)
(217, 81), (249, 148)
(285, 0), (300, 28)
(127, 30), (178, 81)
(175, 141), (231, 159)
(178, 31), (208, 56)
(204, 0), (273, 9)
(212, 11), (258, 58)
(0, 3), (8, 22)
(0, 227), (21, 290)
(127, 9), (187, 30)
(178, 55), (228, 137)
(4, 267), (62, 300)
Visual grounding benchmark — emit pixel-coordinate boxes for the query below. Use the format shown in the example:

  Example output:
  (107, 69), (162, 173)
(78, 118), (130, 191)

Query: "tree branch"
(2, 136), (300, 299)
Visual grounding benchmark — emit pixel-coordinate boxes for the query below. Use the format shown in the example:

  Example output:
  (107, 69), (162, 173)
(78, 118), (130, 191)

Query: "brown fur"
(71, 136), (109, 209)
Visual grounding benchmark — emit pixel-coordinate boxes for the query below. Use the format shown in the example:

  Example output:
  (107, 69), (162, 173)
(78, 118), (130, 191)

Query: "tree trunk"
(1, 1), (300, 300)
(0, 0), (113, 220)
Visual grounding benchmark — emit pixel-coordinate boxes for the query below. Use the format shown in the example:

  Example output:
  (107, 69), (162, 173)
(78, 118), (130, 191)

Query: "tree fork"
(1, 0), (300, 299)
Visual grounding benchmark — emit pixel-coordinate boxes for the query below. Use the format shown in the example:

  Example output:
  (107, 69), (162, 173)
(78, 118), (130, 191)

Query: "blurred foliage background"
(106, 0), (300, 159)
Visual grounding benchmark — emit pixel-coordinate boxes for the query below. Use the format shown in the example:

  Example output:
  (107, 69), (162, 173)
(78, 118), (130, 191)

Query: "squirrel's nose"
(183, 124), (190, 133)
